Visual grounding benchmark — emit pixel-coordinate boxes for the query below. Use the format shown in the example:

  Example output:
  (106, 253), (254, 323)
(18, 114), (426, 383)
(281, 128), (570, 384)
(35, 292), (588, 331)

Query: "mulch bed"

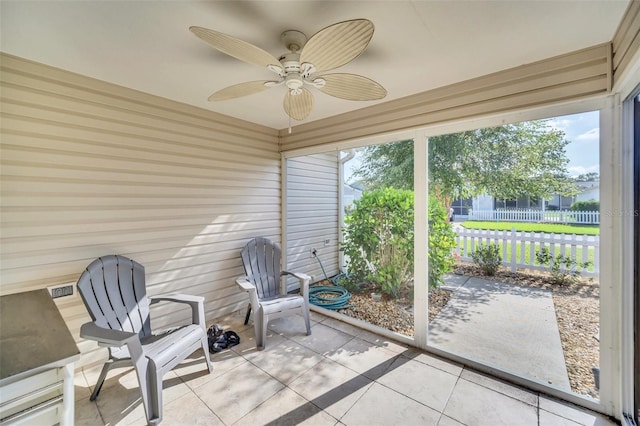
(330, 264), (600, 398)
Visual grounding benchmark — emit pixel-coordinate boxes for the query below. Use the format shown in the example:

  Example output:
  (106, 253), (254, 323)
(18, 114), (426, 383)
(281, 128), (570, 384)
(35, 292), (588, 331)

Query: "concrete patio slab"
(429, 276), (571, 389)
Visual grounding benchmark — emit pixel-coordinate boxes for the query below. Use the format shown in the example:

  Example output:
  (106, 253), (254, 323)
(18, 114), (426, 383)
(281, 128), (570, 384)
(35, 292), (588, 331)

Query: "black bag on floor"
(207, 324), (240, 353)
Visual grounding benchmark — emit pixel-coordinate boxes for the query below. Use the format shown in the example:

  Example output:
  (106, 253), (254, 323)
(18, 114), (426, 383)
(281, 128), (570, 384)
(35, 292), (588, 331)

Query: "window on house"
(451, 197), (472, 216)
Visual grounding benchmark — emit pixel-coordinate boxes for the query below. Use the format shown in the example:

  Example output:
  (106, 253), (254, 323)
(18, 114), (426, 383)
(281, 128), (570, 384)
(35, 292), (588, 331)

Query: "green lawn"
(460, 221), (599, 236)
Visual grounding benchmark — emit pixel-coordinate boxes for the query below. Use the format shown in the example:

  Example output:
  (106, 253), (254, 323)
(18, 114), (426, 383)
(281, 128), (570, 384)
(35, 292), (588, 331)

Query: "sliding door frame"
(282, 94), (620, 417)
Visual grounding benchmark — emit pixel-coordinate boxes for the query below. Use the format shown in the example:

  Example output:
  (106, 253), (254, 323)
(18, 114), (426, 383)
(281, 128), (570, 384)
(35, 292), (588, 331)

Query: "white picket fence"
(455, 227), (599, 277)
(468, 209), (599, 224)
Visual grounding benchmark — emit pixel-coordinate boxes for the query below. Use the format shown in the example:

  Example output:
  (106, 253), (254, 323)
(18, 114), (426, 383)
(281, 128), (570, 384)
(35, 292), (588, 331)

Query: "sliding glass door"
(425, 112), (602, 399)
(634, 93), (639, 424)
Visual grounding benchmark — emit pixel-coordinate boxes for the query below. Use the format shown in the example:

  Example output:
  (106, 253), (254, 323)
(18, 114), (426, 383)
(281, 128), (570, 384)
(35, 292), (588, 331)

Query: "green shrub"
(535, 247), (592, 284)
(428, 195), (457, 288)
(341, 188), (414, 298)
(570, 200), (599, 212)
(471, 243), (502, 276)
(341, 189), (456, 297)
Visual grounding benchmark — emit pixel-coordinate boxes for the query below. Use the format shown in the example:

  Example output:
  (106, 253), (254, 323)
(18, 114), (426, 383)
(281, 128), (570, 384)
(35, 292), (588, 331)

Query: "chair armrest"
(282, 271), (310, 291)
(282, 271), (310, 305)
(80, 322), (145, 362)
(282, 271), (310, 282)
(236, 276), (260, 308)
(235, 276), (254, 292)
(149, 293), (204, 304)
(149, 294), (206, 327)
(80, 321), (137, 347)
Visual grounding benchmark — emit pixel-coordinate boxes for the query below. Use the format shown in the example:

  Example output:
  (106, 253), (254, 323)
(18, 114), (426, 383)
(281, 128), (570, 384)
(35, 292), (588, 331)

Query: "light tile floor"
(74, 310), (618, 426)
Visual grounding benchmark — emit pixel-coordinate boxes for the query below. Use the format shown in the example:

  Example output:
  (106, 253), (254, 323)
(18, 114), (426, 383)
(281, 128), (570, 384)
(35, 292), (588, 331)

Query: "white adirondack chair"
(236, 237), (311, 350)
(76, 255), (212, 425)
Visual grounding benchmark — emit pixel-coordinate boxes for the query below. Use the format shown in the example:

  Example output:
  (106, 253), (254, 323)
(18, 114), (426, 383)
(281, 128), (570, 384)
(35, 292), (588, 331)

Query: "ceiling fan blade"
(316, 73), (387, 101)
(283, 87), (313, 121)
(300, 19), (374, 73)
(190, 26), (283, 71)
(208, 81), (274, 101)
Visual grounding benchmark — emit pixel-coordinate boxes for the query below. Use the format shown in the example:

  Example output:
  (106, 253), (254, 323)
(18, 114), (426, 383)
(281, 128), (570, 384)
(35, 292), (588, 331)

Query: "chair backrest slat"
(263, 241), (277, 293)
(130, 256), (151, 335)
(241, 237), (281, 299)
(115, 256), (150, 335)
(102, 256), (131, 331)
(77, 255), (151, 338)
(84, 261), (121, 330)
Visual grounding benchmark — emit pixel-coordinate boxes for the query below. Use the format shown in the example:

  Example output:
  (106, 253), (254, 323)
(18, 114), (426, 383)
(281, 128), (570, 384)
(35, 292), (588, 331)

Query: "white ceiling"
(0, 1), (630, 130)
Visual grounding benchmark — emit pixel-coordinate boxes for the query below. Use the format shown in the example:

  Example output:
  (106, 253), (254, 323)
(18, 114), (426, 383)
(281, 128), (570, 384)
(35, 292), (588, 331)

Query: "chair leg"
(143, 362), (162, 425)
(254, 307), (265, 350)
(131, 358), (154, 425)
(89, 362), (111, 401)
(303, 307), (312, 336)
(90, 359), (131, 401)
(200, 333), (213, 373)
(244, 304), (252, 325)
(261, 312), (268, 351)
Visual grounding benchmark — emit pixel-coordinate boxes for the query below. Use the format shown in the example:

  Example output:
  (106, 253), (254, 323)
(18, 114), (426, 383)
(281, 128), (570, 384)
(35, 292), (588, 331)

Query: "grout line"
(442, 373), (463, 416)
(458, 367), (540, 407)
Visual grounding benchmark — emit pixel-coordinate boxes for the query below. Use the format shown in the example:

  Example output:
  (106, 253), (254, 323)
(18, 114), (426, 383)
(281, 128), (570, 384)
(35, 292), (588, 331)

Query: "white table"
(0, 289), (81, 425)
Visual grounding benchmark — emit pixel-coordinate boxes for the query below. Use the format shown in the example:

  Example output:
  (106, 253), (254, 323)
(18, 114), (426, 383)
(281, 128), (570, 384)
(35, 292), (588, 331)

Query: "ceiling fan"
(189, 19), (387, 122)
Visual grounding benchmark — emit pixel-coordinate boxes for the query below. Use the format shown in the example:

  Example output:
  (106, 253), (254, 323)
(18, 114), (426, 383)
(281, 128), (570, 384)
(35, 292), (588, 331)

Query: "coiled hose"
(309, 251), (352, 309)
(308, 285), (352, 310)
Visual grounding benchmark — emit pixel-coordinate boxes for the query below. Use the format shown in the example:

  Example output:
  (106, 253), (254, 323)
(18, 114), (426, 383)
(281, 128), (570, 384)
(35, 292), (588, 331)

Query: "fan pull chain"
(287, 95), (292, 134)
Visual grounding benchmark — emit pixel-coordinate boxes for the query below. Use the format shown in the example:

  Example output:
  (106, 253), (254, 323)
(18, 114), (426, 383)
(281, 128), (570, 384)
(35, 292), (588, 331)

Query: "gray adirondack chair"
(236, 237), (311, 350)
(76, 255), (212, 425)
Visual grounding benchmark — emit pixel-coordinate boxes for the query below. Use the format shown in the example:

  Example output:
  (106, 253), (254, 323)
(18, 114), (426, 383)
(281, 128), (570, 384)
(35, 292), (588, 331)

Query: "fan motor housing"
(279, 52), (301, 73)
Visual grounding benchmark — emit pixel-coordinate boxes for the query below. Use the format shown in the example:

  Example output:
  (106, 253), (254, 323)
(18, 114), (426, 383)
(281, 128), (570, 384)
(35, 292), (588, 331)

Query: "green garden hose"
(309, 250), (352, 309)
(308, 285), (352, 310)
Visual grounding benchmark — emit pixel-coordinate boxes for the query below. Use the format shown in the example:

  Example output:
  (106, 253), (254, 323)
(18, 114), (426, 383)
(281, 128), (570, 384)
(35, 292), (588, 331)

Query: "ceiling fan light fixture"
(285, 74), (304, 94)
(191, 19), (386, 123)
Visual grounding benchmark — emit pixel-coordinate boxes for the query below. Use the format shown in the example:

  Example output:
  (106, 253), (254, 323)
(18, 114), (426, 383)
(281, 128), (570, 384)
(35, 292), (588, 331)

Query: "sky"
(344, 110), (600, 183)
(546, 110), (599, 177)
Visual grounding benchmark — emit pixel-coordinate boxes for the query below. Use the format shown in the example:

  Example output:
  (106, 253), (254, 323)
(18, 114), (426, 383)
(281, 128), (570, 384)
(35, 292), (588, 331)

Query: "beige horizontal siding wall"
(279, 43), (612, 151)
(612, 0), (640, 86)
(0, 53), (280, 367)
(285, 153), (339, 287)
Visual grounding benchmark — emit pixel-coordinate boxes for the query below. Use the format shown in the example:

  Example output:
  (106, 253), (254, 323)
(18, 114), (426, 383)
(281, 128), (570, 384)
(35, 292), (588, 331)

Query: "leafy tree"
(352, 121), (578, 207)
(352, 140), (414, 191)
(573, 172), (599, 182)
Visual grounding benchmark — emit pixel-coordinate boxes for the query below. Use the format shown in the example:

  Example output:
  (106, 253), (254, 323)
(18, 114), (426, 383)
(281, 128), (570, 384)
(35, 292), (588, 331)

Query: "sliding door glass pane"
(335, 140), (415, 338)
(426, 112), (601, 399)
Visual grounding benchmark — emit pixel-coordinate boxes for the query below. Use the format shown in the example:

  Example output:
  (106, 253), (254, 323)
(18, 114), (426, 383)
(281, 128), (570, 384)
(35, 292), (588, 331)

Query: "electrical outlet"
(48, 284), (74, 299)
(309, 248), (317, 258)
(324, 239), (330, 246)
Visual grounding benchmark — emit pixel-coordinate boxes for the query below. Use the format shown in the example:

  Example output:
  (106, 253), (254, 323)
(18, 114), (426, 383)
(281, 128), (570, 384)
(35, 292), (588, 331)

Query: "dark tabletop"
(0, 289), (80, 381)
